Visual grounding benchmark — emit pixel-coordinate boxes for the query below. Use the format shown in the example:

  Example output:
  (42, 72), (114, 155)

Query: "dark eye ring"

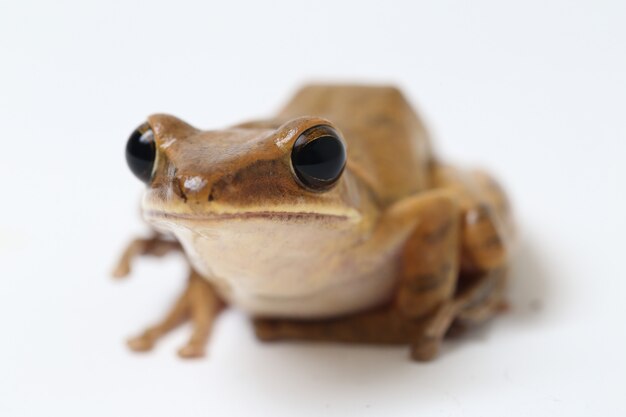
(291, 125), (346, 191)
(126, 122), (156, 184)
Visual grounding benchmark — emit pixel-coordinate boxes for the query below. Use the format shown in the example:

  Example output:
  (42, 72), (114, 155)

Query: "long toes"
(127, 335), (156, 352)
(177, 343), (205, 359)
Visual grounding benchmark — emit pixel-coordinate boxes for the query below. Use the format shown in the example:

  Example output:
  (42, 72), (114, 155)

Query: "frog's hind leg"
(394, 192), (463, 360)
(454, 267), (508, 326)
(452, 168), (512, 320)
(127, 269), (224, 358)
(419, 166), (513, 348)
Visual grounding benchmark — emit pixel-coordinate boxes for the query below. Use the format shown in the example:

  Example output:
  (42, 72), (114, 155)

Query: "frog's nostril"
(172, 178), (187, 202)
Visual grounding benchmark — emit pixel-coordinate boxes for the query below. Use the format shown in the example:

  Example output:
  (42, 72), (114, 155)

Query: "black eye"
(126, 122), (156, 184)
(291, 125), (346, 191)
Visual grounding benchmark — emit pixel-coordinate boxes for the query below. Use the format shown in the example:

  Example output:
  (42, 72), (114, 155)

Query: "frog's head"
(125, 114), (371, 229)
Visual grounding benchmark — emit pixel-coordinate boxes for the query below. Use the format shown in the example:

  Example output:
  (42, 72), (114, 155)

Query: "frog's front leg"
(127, 269), (225, 358)
(254, 191), (460, 361)
(112, 232), (181, 278)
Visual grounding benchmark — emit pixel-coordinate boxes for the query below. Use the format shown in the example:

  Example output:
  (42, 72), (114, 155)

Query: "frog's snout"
(170, 175), (212, 204)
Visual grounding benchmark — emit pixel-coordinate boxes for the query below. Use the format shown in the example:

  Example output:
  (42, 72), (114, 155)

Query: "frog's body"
(115, 85), (514, 360)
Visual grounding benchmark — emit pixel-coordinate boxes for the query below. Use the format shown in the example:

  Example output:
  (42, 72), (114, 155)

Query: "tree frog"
(113, 85), (513, 361)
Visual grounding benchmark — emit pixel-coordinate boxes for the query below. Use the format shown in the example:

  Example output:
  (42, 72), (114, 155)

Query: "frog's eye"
(291, 125), (346, 191)
(126, 122), (156, 184)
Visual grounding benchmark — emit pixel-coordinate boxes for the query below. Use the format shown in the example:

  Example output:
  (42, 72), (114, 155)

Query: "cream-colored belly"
(153, 216), (408, 319)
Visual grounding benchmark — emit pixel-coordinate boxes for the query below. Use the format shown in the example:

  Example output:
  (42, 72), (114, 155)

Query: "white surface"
(1, 1), (625, 416)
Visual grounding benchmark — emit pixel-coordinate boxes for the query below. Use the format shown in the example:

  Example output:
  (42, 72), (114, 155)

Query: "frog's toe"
(177, 343), (205, 359)
(112, 263), (131, 279)
(127, 334), (157, 352)
(410, 337), (440, 361)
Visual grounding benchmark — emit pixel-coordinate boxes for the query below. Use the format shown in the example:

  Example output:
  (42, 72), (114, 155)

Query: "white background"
(1, 1), (625, 416)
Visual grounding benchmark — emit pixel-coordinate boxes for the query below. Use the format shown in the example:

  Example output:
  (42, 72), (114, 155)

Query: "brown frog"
(113, 85), (514, 360)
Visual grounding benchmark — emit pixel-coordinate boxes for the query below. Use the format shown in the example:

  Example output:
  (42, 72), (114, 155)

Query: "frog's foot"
(409, 267), (508, 360)
(253, 308), (416, 346)
(127, 269), (224, 359)
(409, 304), (457, 361)
(252, 318), (281, 342)
(112, 234), (181, 278)
(455, 267), (508, 325)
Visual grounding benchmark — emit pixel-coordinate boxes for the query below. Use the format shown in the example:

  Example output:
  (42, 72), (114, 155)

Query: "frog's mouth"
(143, 209), (352, 222)
(141, 186), (363, 224)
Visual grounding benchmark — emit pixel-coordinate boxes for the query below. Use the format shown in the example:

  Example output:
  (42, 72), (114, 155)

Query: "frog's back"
(278, 84), (433, 205)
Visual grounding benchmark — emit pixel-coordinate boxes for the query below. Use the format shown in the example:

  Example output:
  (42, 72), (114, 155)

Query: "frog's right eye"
(126, 122), (156, 184)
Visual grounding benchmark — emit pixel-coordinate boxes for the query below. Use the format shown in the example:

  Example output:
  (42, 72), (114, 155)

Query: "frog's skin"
(113, 85), (514, 360)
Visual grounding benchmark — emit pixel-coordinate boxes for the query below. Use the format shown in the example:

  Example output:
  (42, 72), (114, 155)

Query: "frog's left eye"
(126, 122), (156, 184)
(291, 125), (346, 191)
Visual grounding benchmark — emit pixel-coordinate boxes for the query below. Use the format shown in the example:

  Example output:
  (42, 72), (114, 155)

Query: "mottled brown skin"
(114, 85), (513, 360)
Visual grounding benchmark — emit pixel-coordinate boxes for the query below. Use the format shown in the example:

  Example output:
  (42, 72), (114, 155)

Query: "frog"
(113, 84), (514, 361)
